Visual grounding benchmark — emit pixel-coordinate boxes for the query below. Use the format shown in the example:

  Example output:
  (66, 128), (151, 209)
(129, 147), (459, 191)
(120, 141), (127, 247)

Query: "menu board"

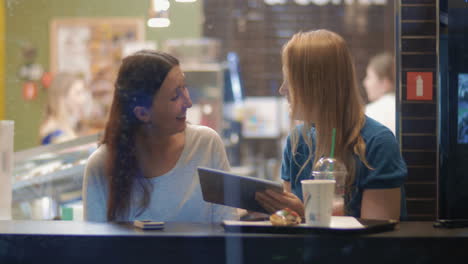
(50, 18), (144, 81)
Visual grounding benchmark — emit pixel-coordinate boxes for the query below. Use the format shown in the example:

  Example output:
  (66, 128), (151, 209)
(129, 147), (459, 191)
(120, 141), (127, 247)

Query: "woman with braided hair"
(83, 50), (237, 222)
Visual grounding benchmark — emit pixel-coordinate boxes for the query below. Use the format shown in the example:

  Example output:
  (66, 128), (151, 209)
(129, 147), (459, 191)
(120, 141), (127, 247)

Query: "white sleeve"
(82, 147), (108, 222)
(211, 132), (231, 172)
(207, 129), (239, 221)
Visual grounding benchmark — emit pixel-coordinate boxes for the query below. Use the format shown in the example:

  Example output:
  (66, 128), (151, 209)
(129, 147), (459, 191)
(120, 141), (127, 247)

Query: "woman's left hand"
(255, 189), (304, 218)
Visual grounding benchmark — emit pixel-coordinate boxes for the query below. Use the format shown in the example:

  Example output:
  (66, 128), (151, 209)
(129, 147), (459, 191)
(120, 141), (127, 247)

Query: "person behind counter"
(363, 52), (396, 134)
(256, 30), (407, 220)
(83, 50), (238, 222)
(39, 72), (93, 144)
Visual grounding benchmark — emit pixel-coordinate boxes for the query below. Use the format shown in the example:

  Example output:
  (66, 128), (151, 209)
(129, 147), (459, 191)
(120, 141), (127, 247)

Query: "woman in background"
(83, 50), (237, 222)
(256, 30), (407, 220)
(39, 72), (92, 144)
(363, 52), (396, 134)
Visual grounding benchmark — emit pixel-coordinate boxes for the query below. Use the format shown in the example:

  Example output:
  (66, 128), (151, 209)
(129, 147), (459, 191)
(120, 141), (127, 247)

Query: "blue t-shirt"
(41, 129), (64, 145)
(281, 117), (407, 219)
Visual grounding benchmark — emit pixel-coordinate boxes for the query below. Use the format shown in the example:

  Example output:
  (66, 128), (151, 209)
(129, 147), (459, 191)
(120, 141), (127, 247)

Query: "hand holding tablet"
(198, 167), (283, 214)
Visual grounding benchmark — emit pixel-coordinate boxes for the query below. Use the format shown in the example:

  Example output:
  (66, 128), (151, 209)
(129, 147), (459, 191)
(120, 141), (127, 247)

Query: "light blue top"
(83, 125), (238, 222)
(281, 116), (408, 219)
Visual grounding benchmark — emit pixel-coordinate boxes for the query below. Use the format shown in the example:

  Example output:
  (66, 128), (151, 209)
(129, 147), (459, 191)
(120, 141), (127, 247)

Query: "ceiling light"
(147, 17), (170, 28)
(152, 0), (170, 11)
(148, 0), (170, 28)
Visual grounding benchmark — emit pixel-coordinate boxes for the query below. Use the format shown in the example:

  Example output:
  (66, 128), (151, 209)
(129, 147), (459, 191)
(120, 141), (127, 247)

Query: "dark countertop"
(1, 220), (468, 264)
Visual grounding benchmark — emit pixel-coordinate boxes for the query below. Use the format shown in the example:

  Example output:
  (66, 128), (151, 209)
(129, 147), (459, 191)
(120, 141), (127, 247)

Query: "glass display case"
(12, 134), (99, 219)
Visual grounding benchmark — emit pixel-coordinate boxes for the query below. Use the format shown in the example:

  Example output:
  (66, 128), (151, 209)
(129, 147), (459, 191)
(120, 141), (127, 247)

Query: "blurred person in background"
(363, 52), (396, 134)
(87, 65), (117, 132)
(39, 72), (95, 144)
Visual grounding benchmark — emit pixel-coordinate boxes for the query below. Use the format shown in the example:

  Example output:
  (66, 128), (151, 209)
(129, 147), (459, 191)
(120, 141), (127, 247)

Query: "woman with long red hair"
(256, 30), (407, 221)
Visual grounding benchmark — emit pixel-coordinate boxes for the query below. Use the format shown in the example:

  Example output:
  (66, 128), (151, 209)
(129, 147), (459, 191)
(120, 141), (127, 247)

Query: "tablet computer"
(198, 167), (283, 214)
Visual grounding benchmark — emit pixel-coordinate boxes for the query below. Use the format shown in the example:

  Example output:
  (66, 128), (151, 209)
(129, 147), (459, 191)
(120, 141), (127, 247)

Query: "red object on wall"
(406, 72), (433, 101)
(22, 82), (38, 101)
(41, 72), (53, 89)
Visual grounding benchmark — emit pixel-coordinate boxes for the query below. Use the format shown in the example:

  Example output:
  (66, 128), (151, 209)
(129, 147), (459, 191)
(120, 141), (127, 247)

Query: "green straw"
(330, 128), (336, 159)
(329, 128), (336, 174)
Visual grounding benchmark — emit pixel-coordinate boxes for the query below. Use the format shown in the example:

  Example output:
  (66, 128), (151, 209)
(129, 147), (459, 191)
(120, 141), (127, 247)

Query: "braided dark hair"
(102, 50), (179, 221)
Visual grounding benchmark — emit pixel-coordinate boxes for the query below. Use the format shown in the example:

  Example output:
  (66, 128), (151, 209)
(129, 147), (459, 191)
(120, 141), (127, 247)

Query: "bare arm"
(255, 181), (304, 217)
(361, 187), (401, 220)
(257, 181), (344, 217)
(286, 181), (347, 216)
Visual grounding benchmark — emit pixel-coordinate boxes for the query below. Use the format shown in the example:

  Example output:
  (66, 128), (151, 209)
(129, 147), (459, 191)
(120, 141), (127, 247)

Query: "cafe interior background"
(0, 0), (427, 221)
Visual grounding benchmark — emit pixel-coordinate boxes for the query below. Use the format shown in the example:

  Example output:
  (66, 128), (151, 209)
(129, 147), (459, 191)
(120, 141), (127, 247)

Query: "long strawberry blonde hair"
(282, 30), (372, 195)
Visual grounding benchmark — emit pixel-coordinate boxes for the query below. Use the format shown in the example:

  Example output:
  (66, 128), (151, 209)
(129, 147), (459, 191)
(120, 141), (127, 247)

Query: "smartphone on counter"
(133, 220), (165, 230)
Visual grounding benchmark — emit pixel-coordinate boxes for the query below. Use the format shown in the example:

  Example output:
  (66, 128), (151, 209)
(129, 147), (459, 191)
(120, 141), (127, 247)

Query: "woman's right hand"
(255, 189), (304, 218)
(332, 199), (345, 216)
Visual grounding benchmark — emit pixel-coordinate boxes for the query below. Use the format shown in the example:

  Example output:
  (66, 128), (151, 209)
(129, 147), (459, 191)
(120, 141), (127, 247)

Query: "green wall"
(5, 0), (202, 150)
